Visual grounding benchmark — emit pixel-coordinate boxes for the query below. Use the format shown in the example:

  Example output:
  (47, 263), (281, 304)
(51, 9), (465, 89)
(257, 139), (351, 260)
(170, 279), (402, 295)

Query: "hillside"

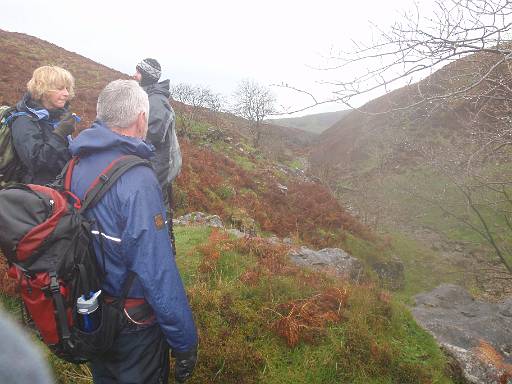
(0, 29), (466, 383)
(268, 109), (349, 134)
(0, 29), (335, 245)
(307, 48), (512, 298)
(310, 49), (512, 172)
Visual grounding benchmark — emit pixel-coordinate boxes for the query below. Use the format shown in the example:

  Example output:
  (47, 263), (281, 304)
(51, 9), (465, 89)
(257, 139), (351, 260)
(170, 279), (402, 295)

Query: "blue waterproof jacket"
(68, 121), (197, 352)
(12, 93), (71, 184)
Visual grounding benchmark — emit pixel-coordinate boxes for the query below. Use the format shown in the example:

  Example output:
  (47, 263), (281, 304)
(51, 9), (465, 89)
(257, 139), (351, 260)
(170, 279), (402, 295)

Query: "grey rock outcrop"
(412, 284), (512, 383)
(288, 247), (363, 281)
(175, 212), (224, 228)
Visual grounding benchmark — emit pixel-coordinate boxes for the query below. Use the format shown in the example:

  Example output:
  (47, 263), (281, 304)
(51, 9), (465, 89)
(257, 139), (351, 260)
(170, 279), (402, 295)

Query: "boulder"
(412, 284), (512, 383)
(288, 246), (363, 282)
(175, 212), (224, 228)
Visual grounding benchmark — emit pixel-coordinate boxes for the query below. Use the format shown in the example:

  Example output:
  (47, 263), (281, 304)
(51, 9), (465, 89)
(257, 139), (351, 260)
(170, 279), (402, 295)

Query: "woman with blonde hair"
(12, 65), (78, 184)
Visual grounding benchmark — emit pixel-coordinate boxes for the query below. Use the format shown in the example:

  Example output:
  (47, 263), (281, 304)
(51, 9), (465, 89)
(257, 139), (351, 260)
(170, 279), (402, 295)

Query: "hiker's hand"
(173, 347), (197, 383)
(54, 111), (76, 138)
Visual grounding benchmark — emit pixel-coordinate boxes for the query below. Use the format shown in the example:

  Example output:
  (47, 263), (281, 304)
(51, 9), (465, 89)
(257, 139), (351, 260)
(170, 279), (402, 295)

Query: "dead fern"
(271, 287), (349, 347)
(474, 340), (512, 382)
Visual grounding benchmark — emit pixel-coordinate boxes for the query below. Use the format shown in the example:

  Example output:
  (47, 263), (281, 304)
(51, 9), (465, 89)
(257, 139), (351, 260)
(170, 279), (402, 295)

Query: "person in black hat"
(134, 58), (182, 250)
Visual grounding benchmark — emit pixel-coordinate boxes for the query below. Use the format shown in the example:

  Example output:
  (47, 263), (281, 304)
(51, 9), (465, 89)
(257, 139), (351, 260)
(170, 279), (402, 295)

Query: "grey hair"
(96, 79), (149, 129)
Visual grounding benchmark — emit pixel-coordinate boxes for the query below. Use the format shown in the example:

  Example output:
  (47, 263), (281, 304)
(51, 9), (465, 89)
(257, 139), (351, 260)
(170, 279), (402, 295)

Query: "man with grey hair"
(68, 79), (198, 383)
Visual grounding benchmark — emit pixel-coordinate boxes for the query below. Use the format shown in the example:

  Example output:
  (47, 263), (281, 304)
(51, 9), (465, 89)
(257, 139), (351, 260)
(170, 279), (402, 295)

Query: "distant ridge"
(309, 48), (512, 172)
(268, 110), (349, 134)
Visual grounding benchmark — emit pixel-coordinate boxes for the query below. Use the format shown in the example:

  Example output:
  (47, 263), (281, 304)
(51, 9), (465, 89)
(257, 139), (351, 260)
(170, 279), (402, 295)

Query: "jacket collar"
(16, 93), (68, 123)
(69, 121), (155, 159)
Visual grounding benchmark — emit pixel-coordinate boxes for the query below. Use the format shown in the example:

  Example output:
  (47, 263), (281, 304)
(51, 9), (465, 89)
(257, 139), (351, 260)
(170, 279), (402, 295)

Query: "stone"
(288, 246), (364, 282)
(282, 237), (293, 245)
(412, 284), (512, 383)
(175, 211), (224, 228)
(277, 183), (288, 194)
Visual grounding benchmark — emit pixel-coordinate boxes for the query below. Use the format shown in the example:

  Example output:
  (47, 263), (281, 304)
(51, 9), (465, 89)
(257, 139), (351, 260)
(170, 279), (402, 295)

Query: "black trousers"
(90, 324), (170, 384)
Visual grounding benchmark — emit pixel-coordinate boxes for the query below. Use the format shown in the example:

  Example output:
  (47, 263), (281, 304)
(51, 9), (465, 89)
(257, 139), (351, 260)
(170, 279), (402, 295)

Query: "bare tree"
(299, 0), (512, 276)
(279, 0), (512, 114)
(170, 82), (226, 135)
(171, 83), (225, 112)
(232, 79), (277, 147)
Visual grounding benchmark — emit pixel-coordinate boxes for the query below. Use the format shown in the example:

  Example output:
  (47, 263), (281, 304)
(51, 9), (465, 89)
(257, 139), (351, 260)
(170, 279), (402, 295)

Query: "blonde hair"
(26, 66), (75, 101)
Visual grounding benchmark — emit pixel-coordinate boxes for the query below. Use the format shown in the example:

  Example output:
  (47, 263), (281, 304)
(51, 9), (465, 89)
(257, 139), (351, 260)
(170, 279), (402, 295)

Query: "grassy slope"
(306, 49), (512, 299)
(1, 226), (454, 384)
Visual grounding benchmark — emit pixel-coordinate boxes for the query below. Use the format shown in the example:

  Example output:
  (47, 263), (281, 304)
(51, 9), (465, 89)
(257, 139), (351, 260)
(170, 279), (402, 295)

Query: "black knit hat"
(136, 58), (161, 85)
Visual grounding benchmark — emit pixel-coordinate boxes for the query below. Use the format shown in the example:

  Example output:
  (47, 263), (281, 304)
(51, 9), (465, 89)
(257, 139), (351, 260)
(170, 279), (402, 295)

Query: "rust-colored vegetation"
(474, 340), (512, 383)
(192, 230), (352, 349)
(0, 257), (16, 296)
(272, 287), (349, 347)
(177, 140), (374, 248)
(196, 229), (231, 274)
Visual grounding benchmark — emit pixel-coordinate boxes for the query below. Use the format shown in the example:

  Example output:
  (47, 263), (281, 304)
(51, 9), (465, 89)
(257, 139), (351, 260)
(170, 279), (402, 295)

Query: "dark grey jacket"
(143, 80), (182, 186)
(12, 93), (71, 185)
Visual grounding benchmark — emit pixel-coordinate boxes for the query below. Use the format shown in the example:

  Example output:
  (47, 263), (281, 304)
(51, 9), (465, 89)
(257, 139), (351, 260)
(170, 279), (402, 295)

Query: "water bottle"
(76, 290), (102, 332)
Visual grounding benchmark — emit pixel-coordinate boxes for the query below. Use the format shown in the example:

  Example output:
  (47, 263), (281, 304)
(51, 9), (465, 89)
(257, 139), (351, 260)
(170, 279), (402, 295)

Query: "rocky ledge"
(412, 284), (512, 383)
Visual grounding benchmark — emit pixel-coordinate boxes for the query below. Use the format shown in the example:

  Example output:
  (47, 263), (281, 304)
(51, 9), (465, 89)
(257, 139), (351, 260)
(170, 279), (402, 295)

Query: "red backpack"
(0, 155), (151, 363)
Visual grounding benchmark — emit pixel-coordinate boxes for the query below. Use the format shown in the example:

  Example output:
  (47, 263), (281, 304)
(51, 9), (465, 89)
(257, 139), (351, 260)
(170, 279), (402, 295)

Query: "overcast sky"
(1, 0), (426, 117)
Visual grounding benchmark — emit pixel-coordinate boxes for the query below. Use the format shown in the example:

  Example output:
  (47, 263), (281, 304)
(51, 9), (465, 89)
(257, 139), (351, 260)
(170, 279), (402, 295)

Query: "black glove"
(172, 347), (197, 383)
(53, 111), (76, 138)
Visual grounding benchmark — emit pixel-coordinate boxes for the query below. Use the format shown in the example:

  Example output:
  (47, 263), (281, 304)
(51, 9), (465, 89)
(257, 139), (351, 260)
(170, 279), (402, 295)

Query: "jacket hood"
(143, 79), (170, 98)
(16, 93), (68, 122)
(69, 121), (155, 159)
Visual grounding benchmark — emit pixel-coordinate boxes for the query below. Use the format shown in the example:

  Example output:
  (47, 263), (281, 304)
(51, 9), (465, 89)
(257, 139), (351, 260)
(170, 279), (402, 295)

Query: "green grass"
(178, 227), (454, 383)
(337, 228), (464, 303)
(231, 154), (256, 171)
(284, 158), (304, 170)
(1, 226), (456, 383)
(385, 232), (463, 302)
(338, 162), (511, 299)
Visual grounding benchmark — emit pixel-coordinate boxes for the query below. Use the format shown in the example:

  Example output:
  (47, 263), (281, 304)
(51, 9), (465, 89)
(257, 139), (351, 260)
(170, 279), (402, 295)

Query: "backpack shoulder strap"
(1, 107), (30, 126)
(80, 155), (152, 212)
